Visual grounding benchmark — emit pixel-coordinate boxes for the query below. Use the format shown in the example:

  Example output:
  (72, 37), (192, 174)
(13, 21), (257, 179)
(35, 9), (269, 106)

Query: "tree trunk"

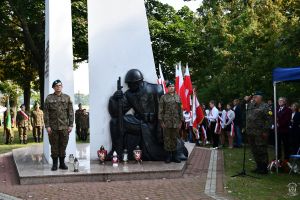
(23, 82), (31, 112)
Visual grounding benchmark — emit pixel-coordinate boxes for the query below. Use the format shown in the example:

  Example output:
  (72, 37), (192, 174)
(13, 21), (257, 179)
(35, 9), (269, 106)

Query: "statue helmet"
(125, 69), (144, 83)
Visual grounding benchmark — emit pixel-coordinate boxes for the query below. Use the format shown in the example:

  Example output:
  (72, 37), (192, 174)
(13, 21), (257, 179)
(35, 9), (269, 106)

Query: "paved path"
(0, 147), (229, 200)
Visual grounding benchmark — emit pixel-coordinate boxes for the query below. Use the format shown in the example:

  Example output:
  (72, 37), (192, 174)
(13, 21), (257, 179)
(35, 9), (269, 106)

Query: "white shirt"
(225, 110), (235, 126)
(207, 106), (219, 122)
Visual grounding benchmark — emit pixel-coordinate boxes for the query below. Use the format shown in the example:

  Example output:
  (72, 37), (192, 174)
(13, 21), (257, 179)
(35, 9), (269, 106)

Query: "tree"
(0, 0), (88, 109)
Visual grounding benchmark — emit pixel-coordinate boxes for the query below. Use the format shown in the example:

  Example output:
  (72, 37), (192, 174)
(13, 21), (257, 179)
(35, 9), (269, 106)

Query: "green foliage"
(74, 93), (89, 106)
(224, 147), (300, 200)
(147, 0), (300, 103)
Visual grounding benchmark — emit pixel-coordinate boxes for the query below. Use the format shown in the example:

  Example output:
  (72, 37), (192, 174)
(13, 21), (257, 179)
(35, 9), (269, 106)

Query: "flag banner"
(158, 64), (168, 94)
(192, 89), (204, 133)
(183, 64), (193, 111)
(5, 97), (12, 130)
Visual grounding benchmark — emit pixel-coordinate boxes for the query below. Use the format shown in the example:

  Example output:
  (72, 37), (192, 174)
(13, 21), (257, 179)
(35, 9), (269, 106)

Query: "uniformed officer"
(80, 109), (89, 141)
(75, 103), (84, 140)
(44, 79), (74, 171)
(244, 92), (272, 174)
(31, 102), (44, 143)
(16, 104), (30, 144)
(158, 81), (183, 163)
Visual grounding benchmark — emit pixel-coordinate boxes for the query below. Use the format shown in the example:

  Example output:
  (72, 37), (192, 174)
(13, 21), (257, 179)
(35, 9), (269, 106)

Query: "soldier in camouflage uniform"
(31, 102), (44, 143)
(44, 80), (74, 171)
(75, 103), (84, 140)
(16, 104), (30, 144)
(158, 81), (183, 163)
(245, 92), (272, 174)
(80, 109), (89, 141)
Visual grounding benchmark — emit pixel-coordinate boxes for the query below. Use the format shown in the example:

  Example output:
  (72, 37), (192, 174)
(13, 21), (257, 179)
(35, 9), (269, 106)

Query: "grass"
(223, 146), (300, 200)
(0, 128), (89, 154)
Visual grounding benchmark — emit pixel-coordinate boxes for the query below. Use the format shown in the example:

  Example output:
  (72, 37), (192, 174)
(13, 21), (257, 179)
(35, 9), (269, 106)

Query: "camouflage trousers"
(163, 128), (179, 151)
(18, 127), (27, 141)
(5, 128), (14, 144)
(49, 130), (69, 158)
(33, 126), (43, 141)
(248, 134), (269, 165)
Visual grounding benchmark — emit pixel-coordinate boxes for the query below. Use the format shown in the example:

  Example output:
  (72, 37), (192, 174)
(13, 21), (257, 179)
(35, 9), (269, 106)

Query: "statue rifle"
(117, 77), (125, 148)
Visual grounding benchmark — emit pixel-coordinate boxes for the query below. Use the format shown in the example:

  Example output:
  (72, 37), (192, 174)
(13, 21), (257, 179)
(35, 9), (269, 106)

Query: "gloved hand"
(113, 90), (123, 99)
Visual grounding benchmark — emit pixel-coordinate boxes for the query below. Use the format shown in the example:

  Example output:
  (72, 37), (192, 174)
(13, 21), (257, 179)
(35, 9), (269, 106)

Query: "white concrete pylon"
(88, 0), (157, 159)
(44, 0), (76, 163)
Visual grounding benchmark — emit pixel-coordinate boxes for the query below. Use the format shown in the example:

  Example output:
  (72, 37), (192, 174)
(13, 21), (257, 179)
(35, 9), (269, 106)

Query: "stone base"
(13, 143), (195, 185)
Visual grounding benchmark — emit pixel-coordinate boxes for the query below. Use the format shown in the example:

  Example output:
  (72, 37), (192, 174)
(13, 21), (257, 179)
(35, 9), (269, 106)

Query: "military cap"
(52, 79), (62, 88)
(253, 91), (264, 97)
(166, 81), (175, 87)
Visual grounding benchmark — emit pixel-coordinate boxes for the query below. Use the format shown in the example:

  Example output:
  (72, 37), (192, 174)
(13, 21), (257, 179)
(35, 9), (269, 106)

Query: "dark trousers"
(209, 122), (219, 147)
(277, 132), (290, 160)
(289, 128), (300, 155)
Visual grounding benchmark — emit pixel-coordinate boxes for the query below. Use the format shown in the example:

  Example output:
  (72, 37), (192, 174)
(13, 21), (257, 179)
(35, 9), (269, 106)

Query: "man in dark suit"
(277, 97), (292, 161)
(289, 103), (300, 155)
(233, 99), (243, 147)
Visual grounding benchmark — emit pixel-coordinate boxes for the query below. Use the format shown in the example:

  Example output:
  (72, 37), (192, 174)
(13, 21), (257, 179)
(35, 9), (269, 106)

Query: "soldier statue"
(44, 79), (74, 171)
(108, 69), (187, 161)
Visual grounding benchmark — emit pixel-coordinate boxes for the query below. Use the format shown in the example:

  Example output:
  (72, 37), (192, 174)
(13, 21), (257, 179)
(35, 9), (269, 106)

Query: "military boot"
(165, 151), (171, 163)
(59, 157), (68, 170)
(51, 157), (58, 171)
(172, 151), (181, 163)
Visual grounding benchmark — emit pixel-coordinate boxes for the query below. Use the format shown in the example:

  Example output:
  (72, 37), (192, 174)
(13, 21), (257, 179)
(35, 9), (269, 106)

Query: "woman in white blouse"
(224, 103), (235, 148)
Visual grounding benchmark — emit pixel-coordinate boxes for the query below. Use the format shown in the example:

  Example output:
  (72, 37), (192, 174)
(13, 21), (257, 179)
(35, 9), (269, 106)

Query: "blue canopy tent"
(273, 67), (300, 173)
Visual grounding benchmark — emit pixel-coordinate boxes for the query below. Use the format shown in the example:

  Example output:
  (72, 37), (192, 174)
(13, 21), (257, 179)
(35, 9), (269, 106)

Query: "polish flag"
(183, 64), (193, 111)
(192, 89), (205, 139)
(175, 63), (187, 109)
(157, 64), (168, 94)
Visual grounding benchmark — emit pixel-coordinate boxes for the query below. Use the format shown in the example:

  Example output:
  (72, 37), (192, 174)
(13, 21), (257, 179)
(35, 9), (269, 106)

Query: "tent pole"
(273, 82), (278, 174)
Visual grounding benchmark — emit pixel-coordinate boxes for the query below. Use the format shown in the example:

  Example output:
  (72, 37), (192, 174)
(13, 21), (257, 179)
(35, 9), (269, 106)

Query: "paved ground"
(0, 147), (229, 200)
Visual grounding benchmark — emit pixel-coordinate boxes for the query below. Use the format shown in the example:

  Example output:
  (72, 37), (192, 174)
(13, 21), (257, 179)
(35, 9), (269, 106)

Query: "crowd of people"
(180, 93), (300, 174)
(180, 98), (245, 150)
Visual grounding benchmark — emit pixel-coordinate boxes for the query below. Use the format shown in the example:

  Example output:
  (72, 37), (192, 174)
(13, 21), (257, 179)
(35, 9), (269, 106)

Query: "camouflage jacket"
(158, 93), (183, 128)
(31, 109), (44, 127)
(44, 93), (74, 130)
(75, 109), (84, 126)
(80, 113), (89, 129)
(246, 102), (272, 135)
(16, 110), (30, 128)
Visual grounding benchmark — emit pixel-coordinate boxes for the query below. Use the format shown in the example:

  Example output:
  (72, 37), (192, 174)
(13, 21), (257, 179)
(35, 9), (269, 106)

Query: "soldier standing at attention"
(244, 92), (272, 174)
(75, 103), (83, 140)
(16, 104), (30, 144)
(44, 80), (74, 171)
(80, 109), (89, 141)
(31, 102), (44, 143)
(159, 81), (183, 163)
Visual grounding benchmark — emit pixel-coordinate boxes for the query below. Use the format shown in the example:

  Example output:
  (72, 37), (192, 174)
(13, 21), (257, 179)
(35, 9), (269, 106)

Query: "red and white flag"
(175, 63), (187, 110)
(183, 64), (193, 112)
(157, 64), (168, 94)
(192, 89), (205, 139)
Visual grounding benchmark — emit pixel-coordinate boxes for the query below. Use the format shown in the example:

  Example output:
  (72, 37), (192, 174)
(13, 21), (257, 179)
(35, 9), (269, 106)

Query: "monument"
(88, 0), (158, 159)
(44, 0), (76, 162)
